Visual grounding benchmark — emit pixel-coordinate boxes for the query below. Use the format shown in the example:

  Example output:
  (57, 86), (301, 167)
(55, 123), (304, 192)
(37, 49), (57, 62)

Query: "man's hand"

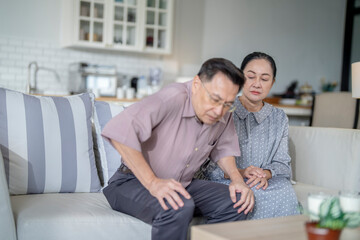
(110, 140), (191, 211)
(217, 156), (255, 214)
(148, 178), (191, 211)
(229, 180), (255, 214)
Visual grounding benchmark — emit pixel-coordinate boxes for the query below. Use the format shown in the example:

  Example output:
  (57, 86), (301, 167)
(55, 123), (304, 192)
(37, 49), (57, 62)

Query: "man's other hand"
(229, 181), (254, 214)
(148, 178), (191, 210)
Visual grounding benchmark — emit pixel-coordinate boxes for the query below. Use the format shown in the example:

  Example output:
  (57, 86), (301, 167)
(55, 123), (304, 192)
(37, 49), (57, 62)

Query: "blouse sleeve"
(262, 113), (292, 179)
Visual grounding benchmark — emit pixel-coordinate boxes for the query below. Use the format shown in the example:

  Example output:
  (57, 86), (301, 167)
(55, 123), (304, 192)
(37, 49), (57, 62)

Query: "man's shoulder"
(155, 81), (190, 103)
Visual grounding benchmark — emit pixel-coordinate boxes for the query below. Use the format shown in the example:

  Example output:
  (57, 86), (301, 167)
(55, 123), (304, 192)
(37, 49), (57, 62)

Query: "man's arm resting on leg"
(111, 139), (191, 210)
(217, 156), (255, 214)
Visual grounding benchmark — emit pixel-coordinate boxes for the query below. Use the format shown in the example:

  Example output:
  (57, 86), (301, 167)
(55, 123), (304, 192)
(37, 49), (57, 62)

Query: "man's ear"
(192, 75), (201, 93)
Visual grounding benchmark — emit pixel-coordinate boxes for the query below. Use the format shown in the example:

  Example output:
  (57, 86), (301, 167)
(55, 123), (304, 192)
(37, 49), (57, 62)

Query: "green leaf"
(344, 212), (360, 228)
(329, 198), (342, 219)
(319, 197), (333, 218)
(320, 219), (346, 230)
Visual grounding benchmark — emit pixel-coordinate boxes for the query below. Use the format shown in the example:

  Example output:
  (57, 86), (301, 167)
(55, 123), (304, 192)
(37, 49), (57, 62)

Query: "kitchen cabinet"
(61, 0), (174, 54)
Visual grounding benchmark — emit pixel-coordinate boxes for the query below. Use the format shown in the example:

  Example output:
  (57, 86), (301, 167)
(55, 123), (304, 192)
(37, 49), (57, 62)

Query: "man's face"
(191, 72), (239, 125)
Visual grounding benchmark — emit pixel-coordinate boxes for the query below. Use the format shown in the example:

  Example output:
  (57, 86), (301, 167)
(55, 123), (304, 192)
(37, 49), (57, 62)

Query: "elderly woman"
(203, 52), (299, 220)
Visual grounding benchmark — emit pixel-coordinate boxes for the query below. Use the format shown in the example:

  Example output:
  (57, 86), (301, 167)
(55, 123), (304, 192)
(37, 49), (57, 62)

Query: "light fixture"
(352, 61), (360, 128)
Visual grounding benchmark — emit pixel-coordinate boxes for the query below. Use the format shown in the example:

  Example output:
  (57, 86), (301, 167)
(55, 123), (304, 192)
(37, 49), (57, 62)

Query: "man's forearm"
(217, 156), (245, 183)
(111, 139), (157, 189)
(224, 168), (245, 179)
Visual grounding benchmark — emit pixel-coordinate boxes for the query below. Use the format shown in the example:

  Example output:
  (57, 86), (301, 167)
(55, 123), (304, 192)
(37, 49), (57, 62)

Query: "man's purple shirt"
(102, 80), (240, 187)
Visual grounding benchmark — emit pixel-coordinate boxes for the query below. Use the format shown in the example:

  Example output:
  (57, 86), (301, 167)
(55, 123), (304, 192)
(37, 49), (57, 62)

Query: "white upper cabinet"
(61, 0), (174, 54)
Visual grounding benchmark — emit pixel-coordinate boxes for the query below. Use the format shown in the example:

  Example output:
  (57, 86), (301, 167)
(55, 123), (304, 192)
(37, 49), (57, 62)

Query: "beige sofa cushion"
(289, 126), (360, 192)
(11, 193), (151, 240)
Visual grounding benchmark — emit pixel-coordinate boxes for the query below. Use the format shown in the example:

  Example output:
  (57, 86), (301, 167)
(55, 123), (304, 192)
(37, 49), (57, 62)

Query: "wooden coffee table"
(191, 215), (360, 240)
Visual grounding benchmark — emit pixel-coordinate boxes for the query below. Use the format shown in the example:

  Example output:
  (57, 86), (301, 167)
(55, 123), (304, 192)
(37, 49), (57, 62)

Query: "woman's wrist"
(264, 169), (272, 180)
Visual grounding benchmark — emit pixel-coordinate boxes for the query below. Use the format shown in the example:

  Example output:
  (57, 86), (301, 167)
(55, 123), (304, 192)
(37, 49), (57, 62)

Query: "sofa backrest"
(289, 126), (360, 192)
(0, 151), (17, 240)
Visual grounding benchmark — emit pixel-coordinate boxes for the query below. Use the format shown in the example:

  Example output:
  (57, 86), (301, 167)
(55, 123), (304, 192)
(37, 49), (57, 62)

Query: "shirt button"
(195, 147), (198, 151)
(186, 164), (189, 167)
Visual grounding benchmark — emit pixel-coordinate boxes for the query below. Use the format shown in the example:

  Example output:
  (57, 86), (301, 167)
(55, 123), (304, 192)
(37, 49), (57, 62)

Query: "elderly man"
(102, 58), (254, 240)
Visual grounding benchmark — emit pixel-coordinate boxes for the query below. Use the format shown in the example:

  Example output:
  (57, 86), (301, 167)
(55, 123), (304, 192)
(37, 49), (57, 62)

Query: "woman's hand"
(246, 175), (269, 190)
(243, 165), (266, 179)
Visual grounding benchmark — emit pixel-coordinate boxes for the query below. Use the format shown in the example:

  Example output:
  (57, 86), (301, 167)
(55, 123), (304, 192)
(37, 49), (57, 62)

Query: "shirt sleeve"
(262, 114), (292, 178)
(101, 93), (168, 152)
(210, 113), (241, 162)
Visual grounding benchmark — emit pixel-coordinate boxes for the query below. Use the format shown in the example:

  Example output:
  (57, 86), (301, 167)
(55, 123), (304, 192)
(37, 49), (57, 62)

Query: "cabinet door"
(76, 0), (106, 46)
(109, 0), (142, 50)
(144, 0), (173, 54)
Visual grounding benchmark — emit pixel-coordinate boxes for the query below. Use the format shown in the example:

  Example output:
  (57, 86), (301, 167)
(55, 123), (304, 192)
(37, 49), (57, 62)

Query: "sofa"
(1, 88), (360, 240)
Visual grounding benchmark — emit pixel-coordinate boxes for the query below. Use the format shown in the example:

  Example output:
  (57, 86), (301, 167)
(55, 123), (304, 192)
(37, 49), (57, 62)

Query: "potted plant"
(305, 196), (360, 240)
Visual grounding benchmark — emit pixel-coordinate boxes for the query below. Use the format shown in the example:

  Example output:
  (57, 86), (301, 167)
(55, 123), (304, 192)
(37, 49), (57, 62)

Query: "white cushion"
(289, 126), (360, 192)
(93, 101), (124, 186)
(292, 182), (338, 210)
(11, 193), (151, 240)
(0, 88), (101, 194)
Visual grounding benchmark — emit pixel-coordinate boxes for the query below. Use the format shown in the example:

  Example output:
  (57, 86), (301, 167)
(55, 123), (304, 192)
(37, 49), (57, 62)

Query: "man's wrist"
(228, 169), (244, 182)
(145, 175), (159, 190)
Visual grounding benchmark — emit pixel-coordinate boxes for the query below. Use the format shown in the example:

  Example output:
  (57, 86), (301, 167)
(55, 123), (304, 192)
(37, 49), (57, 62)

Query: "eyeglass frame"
(199, 78), (237, 113)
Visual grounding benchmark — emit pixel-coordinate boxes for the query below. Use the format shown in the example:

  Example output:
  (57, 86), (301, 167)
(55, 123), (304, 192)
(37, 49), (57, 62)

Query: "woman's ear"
(271, 78), (276, 87)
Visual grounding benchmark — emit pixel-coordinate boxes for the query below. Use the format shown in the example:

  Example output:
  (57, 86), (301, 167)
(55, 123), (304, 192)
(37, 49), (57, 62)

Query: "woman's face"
(242, 59), (274, 103)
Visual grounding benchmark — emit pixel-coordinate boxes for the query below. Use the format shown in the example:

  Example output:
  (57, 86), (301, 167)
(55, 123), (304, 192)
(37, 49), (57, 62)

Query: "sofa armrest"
(0, 150), (17, 240)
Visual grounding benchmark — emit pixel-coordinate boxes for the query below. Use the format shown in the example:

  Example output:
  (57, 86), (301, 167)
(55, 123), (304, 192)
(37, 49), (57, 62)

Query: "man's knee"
(209, 192), (246, 223)
(160, 197), (195, 222)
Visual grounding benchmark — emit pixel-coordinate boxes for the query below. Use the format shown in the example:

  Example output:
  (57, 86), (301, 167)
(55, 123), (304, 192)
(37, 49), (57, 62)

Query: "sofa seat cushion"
(293, 182), (338, 210)
(11, 193), (151, 240)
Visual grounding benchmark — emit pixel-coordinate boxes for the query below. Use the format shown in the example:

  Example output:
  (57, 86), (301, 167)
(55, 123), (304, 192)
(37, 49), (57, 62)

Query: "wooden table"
(191, 215), (360, 240)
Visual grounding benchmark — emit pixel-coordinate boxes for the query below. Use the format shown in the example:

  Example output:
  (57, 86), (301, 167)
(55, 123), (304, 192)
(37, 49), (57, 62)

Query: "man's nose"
(213, 104), (224, 117)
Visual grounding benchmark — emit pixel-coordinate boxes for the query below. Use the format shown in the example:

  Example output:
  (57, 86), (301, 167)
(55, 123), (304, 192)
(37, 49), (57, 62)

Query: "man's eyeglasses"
(200, 80), (236, 113)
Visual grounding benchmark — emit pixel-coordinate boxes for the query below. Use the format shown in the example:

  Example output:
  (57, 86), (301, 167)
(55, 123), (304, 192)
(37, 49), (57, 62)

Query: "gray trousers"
(103, 171), (246, 240)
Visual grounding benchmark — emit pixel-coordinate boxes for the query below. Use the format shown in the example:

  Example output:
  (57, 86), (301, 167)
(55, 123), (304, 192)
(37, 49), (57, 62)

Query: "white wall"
(0, 0), (347, 95)
(0, 0), (61, 42)
(200, 0), (346, 95)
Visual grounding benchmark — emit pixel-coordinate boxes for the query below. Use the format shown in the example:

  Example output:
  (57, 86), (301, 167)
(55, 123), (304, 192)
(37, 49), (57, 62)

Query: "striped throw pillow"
(93, 101), (124, 187)
(0, 88), (101, 195)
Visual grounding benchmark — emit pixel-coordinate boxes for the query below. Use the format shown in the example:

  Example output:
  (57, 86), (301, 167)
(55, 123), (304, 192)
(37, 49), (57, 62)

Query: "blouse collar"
(234, 97), (273, 124)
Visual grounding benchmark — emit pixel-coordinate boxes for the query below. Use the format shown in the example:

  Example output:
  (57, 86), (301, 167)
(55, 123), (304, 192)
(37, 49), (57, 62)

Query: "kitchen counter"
(95, 97), (140, 107)
(96, 97), (312, 116)
(272, 104), (311, 117)
(95, 97), (141, 102)
(264, 97), (312, 126)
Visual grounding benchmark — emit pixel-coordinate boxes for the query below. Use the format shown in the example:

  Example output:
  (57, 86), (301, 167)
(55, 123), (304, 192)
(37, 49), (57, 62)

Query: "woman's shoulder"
(265, 103), (289, 124)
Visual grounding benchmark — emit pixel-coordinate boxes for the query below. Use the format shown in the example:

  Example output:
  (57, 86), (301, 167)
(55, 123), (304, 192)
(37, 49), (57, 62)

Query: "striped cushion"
(0, 88), (101, 195)
(93, 101), (124, 187)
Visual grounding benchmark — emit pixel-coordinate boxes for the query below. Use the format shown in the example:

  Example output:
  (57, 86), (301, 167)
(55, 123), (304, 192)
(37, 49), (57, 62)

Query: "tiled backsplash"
(0, 35), (178, 93)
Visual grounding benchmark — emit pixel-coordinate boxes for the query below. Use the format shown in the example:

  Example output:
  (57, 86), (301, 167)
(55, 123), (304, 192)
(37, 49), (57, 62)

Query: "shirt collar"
(234, 97), (273, 124)
(182, 80), (226, 124)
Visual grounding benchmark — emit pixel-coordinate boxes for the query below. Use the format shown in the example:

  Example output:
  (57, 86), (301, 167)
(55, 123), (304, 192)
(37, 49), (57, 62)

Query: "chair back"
(310, 92), (357, 128)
